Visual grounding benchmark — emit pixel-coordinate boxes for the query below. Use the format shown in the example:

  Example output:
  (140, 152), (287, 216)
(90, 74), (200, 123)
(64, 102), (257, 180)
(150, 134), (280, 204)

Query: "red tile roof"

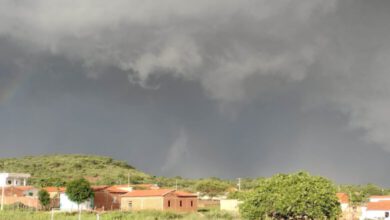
(336, 193), (349, 204)
(367, 201), (390, 211)
(12, 186), (35, 191)
(174, 191), (197, 197)
(106, 186), (129, 193)
(112, 184), (159, 189)
(44, 187), (66, 193)
(122, 189), (174, 197)
(91, 185), (109, 191)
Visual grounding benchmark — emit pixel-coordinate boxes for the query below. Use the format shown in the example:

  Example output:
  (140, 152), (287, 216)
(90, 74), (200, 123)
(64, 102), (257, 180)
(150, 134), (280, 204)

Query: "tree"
(240, 172), (341, 220)
(340, 183), (388, 205)
(38, 189), (50, 210)
(66, 178), (94, 220)
(195, 179), (230, 197)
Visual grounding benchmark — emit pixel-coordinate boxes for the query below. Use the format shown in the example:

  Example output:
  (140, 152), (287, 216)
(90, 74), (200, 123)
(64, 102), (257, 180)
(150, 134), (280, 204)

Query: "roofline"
(121, 189), (176, 197)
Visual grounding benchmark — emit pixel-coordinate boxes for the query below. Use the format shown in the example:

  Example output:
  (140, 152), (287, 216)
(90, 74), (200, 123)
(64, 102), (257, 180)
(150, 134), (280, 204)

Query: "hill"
(0, 154), (150, 186)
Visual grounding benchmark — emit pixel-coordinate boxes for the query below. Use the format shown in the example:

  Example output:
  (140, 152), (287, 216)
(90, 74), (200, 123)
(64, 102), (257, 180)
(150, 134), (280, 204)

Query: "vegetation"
(195, 179), (231, 197)
(66, 178), (94, 220)
(38, 189), (50, 210)
(0, 209), (236, 220)
(339, 183), (390, 205)
(240, 172), (341, 220)
(0, 154), (149, 186)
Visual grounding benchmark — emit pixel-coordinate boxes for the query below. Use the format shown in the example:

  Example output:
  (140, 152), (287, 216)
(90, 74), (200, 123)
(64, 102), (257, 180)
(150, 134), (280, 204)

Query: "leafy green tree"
(66, 178), (94, 220)
(340, 183), (387, 205)
(38, 189), (51, 210)
(240, 172), (341, 220)
(195, 179), (230, 197)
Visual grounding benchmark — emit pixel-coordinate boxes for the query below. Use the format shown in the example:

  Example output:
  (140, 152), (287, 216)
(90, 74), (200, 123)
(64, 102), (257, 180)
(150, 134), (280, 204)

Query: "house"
(336, 193), (349, 211)
(43, 187), (66, 199)
(4, 186), (38, 197)
(220, 199), (243, 213)
(369, 195), (390, 203)
(0, 173), (30, 186)
(59, 192), (94, 211)
(93, 185), (128, 210)
(120, 189), (198, 212)
(361, 201), (390, 219)
(109, 184), (160, 192)
(0, 186), (39, 209)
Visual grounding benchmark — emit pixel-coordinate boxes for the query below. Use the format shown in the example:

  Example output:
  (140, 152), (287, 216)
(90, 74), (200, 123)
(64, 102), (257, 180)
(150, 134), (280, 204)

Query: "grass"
(0, 209), (239, 220)
(0, 154), (150, 186)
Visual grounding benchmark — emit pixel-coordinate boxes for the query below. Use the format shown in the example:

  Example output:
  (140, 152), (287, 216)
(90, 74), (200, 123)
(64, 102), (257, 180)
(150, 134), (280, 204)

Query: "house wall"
(370, 198), (390, 202)
(0, 174), (28, 186)
(2, 196), (39, 209)
(220, 199), (242, 213)
(163, 194), (197, 212)
(94, 191), (121, 210)
(198, 199), (220, 208)
(59, 193), (93, 211)
(362, 210), (390, 219)
(121, 197), (164, 211)
(340, 203), (348, 211)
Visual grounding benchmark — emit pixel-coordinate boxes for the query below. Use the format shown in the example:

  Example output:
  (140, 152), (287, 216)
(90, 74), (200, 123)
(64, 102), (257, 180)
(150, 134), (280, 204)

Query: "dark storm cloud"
(1, 0), (390, 185)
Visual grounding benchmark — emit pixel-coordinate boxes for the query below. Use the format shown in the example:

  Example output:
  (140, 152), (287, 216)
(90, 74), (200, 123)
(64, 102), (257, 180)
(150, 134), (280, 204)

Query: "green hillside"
(0, 154), (150, 186)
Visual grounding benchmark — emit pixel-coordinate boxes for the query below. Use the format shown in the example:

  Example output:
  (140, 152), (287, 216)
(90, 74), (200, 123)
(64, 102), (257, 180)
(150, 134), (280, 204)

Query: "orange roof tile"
(44, 187), (66, 193)
(91, 185), (109, 191)
(174, 191), (197, 197)
(112, 184), (159, 189)
(12, 186), (35, 191)
(367, 201), (390, 211)
(336, 193), (349, 204)
(106, 186), (129, 193)
(122, 189), (174, 197)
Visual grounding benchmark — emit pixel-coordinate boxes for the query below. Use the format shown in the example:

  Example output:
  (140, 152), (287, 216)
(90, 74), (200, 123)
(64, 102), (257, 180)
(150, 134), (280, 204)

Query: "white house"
(220, 199), (243, 213)
(59, 193), (93, 211)
(336, 193), (349, 211)
(369, 196), (390, 203)
(0, 173), (30, 186)
(360, 201), (390, 220)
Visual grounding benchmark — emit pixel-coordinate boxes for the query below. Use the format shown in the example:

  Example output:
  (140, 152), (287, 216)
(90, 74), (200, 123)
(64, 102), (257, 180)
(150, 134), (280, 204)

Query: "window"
(179, 200), (182, 207)
(128, 201), (132, 209)
(168, 200), (171, 207)
(7, 180), (12, 185)
(191, 201), (193, 207)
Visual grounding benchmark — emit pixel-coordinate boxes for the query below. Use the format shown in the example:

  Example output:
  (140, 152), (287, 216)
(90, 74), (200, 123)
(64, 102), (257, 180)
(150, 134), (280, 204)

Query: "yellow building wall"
(121, 197), (164, 211)
(220, 199), (242, 213)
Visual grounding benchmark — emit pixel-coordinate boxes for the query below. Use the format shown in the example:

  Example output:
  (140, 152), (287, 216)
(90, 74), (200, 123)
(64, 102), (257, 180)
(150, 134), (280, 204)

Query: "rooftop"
(367, 201), (390, 211)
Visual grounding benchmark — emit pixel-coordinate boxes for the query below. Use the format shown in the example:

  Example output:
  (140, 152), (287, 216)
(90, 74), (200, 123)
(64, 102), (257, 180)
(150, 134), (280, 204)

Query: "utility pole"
(237, 178), (241, 191)
(175, 179), (178, 190)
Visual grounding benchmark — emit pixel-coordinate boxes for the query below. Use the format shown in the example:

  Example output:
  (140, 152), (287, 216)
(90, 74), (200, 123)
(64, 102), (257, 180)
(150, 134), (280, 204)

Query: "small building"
(121, 189), (197, 212)
(59, 192), (93, 211)
(369, 195), (390, 203)
(361, 201), (390, 219)
(336, 193), (349, 211)
(93, 185), (128, 210)
(43, 187), (66, 199)
(220, 199), (243, 213)
(0, 173), (30, 186)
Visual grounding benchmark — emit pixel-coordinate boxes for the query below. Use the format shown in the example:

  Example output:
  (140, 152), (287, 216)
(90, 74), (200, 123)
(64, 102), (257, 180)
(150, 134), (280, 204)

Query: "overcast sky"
(1, 0), (390, 185)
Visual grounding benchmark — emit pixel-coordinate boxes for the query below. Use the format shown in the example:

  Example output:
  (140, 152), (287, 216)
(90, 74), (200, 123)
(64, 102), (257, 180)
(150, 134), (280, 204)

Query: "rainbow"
(0, 73), (29, 105)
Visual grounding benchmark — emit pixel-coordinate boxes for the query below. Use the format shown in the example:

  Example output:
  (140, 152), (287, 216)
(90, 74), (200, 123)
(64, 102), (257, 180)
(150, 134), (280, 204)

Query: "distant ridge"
(0, 154), (150, 186)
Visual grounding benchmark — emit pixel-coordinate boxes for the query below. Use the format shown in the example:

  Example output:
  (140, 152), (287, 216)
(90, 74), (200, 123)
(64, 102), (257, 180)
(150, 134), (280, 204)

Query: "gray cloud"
(1, 0), (390, 184)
